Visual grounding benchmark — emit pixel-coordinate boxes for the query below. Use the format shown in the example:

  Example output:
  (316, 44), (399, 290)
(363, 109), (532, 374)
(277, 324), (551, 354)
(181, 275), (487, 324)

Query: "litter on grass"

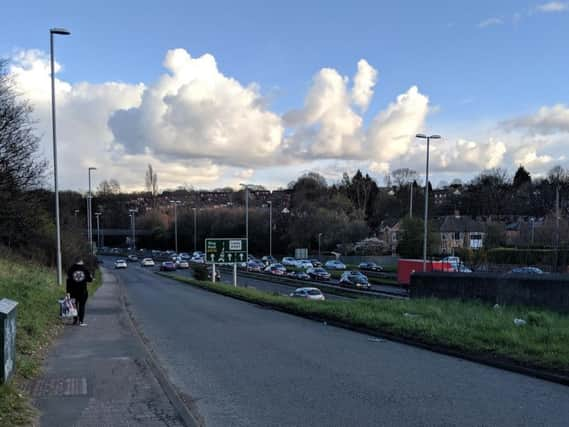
(513, 318), (527, 326)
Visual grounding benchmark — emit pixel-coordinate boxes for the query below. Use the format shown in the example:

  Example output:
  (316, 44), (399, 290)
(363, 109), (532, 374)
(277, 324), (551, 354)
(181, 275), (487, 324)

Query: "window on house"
(454, 232), (460, 240)
(471, 234), (482, 240)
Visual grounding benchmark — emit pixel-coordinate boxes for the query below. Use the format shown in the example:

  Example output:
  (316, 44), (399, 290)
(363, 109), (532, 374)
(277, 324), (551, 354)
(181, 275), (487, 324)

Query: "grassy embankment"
(160, 272), (569, 376)
(0, 257), (101, 427)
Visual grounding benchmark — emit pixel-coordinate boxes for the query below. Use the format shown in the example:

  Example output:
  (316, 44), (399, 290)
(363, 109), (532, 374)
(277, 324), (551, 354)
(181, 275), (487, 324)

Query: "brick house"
(440, 212), (485, 254)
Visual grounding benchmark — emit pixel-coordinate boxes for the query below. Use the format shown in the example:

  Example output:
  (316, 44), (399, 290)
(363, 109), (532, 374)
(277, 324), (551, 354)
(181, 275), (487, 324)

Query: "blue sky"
(3, 1), (569, 190)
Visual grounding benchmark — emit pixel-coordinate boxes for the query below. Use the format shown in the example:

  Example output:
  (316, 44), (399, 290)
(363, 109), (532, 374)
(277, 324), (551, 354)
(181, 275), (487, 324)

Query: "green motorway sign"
(205, 238), (248, 264)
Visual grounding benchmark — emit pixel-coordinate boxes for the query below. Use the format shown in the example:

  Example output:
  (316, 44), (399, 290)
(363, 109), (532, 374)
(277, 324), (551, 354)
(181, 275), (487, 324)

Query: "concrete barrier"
(410, 272), (569, 313)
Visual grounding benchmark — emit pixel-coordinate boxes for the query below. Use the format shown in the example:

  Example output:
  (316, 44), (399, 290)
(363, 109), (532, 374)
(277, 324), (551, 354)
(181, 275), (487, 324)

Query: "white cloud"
(478, 17), (503, 28)
(352, 59), (377, 111)
(110, 49), (285, 168)
(537, 2), (568, 12)
(501, 104), (569, 135)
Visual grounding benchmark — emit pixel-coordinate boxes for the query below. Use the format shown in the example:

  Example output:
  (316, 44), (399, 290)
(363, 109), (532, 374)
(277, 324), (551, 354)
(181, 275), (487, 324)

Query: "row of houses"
(379, 211), (568, 255)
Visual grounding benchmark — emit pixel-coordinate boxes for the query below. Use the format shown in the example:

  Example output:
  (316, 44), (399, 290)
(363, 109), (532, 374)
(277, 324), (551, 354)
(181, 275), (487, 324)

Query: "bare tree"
(391, 168), (417, 187)
(97, 179), (121, 195)
(0, 59), (47, 248)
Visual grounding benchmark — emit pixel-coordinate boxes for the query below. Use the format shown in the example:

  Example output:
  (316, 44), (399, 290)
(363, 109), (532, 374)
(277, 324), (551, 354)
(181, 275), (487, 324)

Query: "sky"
(2, 1), (569, 192)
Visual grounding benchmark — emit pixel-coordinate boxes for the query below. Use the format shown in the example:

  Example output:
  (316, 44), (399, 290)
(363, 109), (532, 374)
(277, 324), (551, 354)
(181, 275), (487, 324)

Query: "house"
(439, 212), (486, 254)
(380, 219), (402, 254)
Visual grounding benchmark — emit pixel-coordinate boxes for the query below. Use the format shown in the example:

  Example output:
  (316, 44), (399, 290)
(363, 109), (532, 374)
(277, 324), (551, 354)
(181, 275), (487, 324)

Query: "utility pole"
(409, 181), (414, 218)
(192, 207), (197, 252)
(129, 209), (137, 251)
(94, 212), (101, 249)
(416, 133), (441, 272)
(170, 200), (181, 253)
(318, 233), (323, 258)
(87, 167), (96, 254)
(268, 201), (272, 258)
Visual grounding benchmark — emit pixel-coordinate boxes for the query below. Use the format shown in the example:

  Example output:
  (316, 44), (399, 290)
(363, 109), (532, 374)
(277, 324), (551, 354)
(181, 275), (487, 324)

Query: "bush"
(192, 265), (209, 281)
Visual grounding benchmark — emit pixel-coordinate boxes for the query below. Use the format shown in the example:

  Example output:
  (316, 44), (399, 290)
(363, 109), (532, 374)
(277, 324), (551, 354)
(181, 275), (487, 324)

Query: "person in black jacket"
(66, 259), (93, 326)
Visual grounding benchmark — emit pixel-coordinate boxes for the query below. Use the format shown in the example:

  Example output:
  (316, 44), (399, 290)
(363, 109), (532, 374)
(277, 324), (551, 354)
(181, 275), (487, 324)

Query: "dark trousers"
(72, 291), (88, 323)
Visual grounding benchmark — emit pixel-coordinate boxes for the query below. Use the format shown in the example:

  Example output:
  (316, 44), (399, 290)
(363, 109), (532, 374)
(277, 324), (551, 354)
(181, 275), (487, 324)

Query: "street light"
(267, 201), (273, 258)
(318, 233), (323, 258)
(192, 207), (197, 252)
(94, 212), (101, 249)
(170, 200), (181, 253)
(416, 133), (441, 272)
(240, 183), (250, 261)
(50, 27), (71, 286)
(129, 209), (137, 251)
(87, 167), (96, 254)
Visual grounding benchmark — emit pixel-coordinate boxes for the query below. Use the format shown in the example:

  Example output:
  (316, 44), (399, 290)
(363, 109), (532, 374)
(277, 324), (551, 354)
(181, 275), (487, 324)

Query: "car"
(281, 257), (297, 266)
(508, 266), (544, 275)
(175, 259), (190, 269)
(457, 265), (472, 273)
(207, 266), (221, 281)
(114, 259), (127, 269)
(358, 261), (383, 272)
(324, 260), (346, 270)
(160, 261), (177, 271)
(265, 263), (287, 276)
(127, 254), (139, 262)
(247, 260), (265, 272)
(290, 287), (326, 301)
(287, 271), (311, 280)
(310, 259), (323, 268)
(339, 271), (371, 288)
(140, 258), (155, 267)
(296, 260), (314, 269)
(307, 267), (331, 281)
(179, 252), (191, 260)
(261, 255), (278, 265)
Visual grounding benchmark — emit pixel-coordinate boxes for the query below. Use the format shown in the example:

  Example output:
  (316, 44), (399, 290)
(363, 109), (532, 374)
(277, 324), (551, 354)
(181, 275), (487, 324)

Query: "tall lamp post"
(50, 27), (71, 285)
(240, 183), (250, 261)
(87, 167), (96, 254)
(129, 209), (137, 251)
(416, 133), (441, 272)
(192, 207), (197, 252)
(318, 233), (323, 258)
(94, 212), (101, 249)
(170, 200), (181, 253)
(267, 201), (273, 258)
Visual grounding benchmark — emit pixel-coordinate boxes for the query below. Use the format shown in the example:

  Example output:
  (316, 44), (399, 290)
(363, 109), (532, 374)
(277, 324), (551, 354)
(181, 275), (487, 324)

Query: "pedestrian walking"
(66, 258), (93, 326)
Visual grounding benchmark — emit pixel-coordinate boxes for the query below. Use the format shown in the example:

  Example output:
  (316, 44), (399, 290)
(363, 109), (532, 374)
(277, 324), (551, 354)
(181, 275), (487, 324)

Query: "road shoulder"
(25, 268), (191, 427)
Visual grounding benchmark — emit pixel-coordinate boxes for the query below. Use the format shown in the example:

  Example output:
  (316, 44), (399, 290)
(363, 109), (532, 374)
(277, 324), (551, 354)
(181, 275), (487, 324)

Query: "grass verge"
(160, 272), (569, 379)
(0, 257), (101, 427)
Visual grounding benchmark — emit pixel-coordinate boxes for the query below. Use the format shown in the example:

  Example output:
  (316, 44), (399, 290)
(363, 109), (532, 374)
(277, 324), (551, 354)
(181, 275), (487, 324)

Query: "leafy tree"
(97, 179), (121, 195)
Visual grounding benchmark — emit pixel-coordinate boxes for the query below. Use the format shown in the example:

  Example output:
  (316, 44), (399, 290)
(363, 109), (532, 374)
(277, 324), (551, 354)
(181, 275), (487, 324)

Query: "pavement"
(115, 262), (569, 427)
(27, 270), (186, 427)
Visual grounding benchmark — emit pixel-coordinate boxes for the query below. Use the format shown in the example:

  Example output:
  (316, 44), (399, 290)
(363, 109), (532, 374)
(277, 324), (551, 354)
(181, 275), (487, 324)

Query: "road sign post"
(212, 263), (216, 284)
(205, 238), (248, 264)
(233, 262), (237, 287)
(0, 299), (18, 384)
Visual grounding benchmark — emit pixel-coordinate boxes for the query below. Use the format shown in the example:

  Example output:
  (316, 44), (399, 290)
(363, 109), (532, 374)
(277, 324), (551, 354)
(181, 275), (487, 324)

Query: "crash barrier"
(410, 272), (569, 313)
(0, 298), (18, 384)
(217, 266), (408, 300)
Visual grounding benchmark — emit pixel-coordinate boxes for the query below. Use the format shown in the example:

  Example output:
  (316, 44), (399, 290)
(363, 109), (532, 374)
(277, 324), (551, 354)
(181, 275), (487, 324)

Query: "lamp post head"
(430, 135), (441, 140)
(50, 28), (71, 35)
(416, 133), (427, 139)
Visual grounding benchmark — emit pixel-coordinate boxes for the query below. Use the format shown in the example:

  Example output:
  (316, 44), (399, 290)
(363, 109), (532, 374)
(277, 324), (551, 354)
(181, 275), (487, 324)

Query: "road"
(108, 262), (569, 427)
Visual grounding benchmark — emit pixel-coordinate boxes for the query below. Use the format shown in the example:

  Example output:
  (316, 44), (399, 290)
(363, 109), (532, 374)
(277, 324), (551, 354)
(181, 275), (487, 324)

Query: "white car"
(114, 259), (127, 269)
(141, 258), (155, 267)
(191, 256), (205, 264)
(282, 257), (297, 266)
(296, 260), (313, 269)
(290, 287), (325, 301)
(324, 260), (346, 270)
(176, 259), (190, 269)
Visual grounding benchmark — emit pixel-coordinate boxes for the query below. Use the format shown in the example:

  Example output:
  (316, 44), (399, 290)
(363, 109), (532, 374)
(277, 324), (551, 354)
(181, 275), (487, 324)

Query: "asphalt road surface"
(109, 262), (569, 427)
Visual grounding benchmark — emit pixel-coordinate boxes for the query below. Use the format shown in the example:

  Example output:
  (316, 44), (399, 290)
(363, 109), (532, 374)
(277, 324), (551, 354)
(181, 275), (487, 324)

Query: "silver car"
(290, 287), (326, 301)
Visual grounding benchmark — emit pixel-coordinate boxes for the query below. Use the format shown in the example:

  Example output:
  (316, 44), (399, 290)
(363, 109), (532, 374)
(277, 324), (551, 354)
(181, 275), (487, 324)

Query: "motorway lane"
(110, 264), (569, 427)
